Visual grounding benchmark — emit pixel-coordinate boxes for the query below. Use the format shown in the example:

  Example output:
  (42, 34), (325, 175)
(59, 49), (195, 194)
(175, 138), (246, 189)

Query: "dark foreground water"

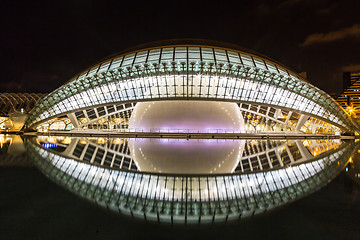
(1, 166), (360, 240)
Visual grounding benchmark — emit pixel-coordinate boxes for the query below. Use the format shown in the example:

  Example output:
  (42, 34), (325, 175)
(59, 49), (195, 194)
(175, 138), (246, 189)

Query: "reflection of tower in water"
(344, 143), (360, 190)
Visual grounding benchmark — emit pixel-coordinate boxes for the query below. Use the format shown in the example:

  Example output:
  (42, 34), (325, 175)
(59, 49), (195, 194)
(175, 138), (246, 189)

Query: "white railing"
(70, 128), (248, 134)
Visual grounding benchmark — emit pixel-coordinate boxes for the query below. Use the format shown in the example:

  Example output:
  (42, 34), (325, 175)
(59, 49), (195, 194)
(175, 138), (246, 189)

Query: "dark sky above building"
(1, 0), (360, 95)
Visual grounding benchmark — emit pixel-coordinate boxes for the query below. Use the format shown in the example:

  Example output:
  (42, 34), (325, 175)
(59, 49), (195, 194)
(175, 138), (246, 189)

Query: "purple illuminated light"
(129, 101), (245, 133)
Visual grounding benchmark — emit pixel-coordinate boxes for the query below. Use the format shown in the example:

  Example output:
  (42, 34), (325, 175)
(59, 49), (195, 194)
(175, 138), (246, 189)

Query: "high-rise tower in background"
(336, 72), (360, 118)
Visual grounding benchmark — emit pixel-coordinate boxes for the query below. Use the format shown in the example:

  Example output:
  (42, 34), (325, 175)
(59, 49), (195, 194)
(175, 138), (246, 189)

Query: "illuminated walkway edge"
(26, 131), (353, 140)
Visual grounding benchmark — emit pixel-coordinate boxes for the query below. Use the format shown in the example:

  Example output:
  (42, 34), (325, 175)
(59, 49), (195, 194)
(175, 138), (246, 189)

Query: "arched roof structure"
(0, 93), (45, 116)
(25, 40), (355, 133)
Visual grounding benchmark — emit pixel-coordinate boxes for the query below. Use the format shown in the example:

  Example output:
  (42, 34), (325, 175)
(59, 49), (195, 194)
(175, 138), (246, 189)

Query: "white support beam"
(62, 138), (79, 156)
(83, 110), (90, 123)
(285, 145), (295, 164)
(66, 113), (80, 129)
(285, 111), (292, 125)
(295, 140), (313, 160)
(295, 114), (309, 131)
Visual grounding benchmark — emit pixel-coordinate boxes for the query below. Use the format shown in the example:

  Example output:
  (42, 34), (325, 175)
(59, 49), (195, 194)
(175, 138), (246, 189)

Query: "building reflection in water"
(128, 138), (245, 174)
(0, 134), (32, 167)
(344, 142), (360, 187)
(24, 135), (357, 224)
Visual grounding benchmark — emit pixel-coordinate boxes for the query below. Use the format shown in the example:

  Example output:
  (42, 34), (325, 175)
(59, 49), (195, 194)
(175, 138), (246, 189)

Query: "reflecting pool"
(14, 134), (356, 224)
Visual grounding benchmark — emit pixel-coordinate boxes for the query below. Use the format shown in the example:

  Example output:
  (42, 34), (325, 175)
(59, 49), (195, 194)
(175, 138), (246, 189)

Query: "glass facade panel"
(24, 45), (355, 134)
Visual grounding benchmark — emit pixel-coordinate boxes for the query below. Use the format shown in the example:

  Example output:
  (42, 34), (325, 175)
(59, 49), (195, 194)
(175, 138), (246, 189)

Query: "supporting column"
(100, 150), (107, 165)
(274, 109), (283, 119)
(83, 110), (90, 123)
(295, 140), (313, 160)
(79, 143), (89, 160)
(285, 111), (292, 125)
(67, 113), (80, 129)
(94, 107), (100, 118)
(90, 147), (98, 164)
(285, 145), (294, 163)
(265, 151), (273, 169)
(295, 114), (309, 131)
(62, 138), (79, 156)
(274, 148), (283, 167)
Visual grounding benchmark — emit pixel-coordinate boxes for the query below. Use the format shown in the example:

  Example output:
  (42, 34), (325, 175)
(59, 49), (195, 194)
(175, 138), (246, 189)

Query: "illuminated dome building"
(23, 40), (359, 224)
(25, 40), (355, 134)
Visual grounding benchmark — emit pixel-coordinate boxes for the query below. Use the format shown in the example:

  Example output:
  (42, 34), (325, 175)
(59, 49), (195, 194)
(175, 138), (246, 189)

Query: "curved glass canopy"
(25, 43), (355, 133)
(0, 93), (45, 131)
(0, 93), (44, 116)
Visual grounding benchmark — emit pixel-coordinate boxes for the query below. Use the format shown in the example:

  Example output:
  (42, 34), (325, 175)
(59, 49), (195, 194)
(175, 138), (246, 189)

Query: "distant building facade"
(336, 72), (360, 111)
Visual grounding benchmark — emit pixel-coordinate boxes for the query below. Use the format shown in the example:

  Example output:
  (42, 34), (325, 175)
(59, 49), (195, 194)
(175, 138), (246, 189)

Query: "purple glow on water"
(128, 138), (245, 174)
(127, 101), (246, 173)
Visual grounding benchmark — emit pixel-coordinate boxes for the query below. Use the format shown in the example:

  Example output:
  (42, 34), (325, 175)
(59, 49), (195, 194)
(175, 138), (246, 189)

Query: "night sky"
(1, 0), (360, 95)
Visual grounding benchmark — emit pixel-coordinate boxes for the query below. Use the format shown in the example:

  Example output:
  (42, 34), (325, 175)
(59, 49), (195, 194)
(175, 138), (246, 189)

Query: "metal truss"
(35, 100), (341, 136)
(0, 93), (45, 116)
(55, 137), (343, 174)
(234, 139), (341, 173)
(24, 45), (355, 133)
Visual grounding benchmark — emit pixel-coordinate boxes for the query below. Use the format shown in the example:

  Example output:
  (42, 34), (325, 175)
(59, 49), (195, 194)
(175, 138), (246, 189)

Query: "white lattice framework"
(25, 43), (355, 133)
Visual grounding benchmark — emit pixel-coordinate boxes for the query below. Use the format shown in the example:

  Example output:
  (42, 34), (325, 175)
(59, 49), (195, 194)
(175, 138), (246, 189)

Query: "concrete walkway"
(24, 130), (354, 140)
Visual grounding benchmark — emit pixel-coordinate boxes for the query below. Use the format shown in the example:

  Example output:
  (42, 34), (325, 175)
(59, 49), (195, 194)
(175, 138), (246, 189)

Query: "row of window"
(71, 139), (137, 171)
(235, 140), (341, 173)
(42, 136), (341, 175)
(32, 75), (345, 131)
(28, 139), (352, 223)
(75, 46), (297, 86)
(26, 57), (351, 133)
